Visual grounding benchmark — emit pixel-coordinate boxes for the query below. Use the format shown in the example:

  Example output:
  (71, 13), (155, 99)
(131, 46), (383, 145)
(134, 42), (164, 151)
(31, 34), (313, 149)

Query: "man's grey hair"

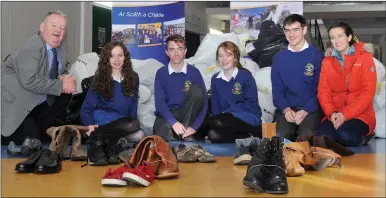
(42, 10), (67, 23)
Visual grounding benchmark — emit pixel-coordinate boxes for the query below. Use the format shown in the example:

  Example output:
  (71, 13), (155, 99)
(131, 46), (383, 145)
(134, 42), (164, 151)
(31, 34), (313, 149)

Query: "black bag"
(248, 20), (288, 68)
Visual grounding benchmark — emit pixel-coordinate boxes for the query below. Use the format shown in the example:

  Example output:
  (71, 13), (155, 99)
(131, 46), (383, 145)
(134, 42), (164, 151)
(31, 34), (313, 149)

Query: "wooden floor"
(1, 154), (385, 197)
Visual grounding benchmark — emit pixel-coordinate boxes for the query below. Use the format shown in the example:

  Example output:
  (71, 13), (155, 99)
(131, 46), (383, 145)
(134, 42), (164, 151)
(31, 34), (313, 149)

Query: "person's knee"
(206, 129), (222, 143)
(210, 116), (227, 129)
(336, 129), (362, 146)
(189, 84), (204, 101)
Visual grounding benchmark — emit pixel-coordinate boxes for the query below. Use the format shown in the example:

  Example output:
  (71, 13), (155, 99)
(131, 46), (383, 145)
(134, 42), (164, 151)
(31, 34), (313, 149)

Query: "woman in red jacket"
(317, 22), (376, 147)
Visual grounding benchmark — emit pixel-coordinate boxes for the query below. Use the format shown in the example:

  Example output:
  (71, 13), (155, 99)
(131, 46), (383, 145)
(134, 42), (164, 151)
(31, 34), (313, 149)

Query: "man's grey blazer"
(1, 32), (71, 137)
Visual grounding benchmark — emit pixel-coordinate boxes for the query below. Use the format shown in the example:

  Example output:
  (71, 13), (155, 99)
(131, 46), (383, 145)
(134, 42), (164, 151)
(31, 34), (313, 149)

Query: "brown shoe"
(191, 144), (216, 163)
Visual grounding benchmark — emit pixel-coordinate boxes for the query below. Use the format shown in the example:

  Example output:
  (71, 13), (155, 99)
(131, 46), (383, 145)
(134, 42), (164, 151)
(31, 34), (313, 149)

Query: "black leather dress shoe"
(15, 150), (43, 173)
(34, 149), (62, 174)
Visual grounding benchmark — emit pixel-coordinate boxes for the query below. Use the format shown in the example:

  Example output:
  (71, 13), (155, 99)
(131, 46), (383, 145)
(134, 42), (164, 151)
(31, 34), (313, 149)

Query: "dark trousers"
(207, 113), (262, 143)
(275, 107), (323, 142)
(317, 119), (369, 147)
(92, 117), (145, 145)
(153, 84), (205, 141)
(1, 94), (71, 145)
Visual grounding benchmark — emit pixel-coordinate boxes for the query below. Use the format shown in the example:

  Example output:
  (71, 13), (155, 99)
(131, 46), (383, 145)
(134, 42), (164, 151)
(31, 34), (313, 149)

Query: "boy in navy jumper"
(81, 42), (145, 166)
(271, 14), (324, 141)
(207, 41), (262, 143)
(153, 35), (208, 141)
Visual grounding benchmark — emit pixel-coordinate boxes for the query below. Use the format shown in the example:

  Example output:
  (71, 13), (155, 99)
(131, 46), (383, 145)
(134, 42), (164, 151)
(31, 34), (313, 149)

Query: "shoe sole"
(101, 179), (128, 186)
(242, 180), (264, 192)
(233, 154), (252, 165)
(156, 172), (179, 179)
(264, 190), (288, 194)
(15, 167), (34, 173)
(122, 172), (151, 187)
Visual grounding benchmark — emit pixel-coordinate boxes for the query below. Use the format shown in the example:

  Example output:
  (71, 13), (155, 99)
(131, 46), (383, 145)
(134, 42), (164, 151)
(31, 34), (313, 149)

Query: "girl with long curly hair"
(81, 41), (145, 166)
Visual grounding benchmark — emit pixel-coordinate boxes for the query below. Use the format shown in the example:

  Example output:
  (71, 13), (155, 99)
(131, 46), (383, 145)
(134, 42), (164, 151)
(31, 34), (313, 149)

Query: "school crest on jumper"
(184, 80), (192, 91)
(304, 63), (314, 76)
(232, 82), (242, 95)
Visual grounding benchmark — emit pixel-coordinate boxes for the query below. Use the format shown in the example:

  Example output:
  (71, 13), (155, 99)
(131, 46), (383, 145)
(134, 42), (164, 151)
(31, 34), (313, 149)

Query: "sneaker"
(101, 165), (130, 186)
(7, 141), (22, 157)
(191, 144), (216, 163)
(20, 137), (42, 157)
(172, 144), (198, 163)
(122, 162), (155, 187)
(233, 145), (252, 165)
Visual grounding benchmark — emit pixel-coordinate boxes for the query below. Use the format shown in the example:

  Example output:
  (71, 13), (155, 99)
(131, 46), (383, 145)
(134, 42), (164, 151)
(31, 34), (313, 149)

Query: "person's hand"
(294, 110), (308, 125)
(283, 107), (296, 123)
(86, 125), (98, 136)
(330, 112), (339, 126)
(182, 127), (196, 138)
(62, 75), (77, 94)
(334, 112), (346, 129)
(172, 122), (187, 135)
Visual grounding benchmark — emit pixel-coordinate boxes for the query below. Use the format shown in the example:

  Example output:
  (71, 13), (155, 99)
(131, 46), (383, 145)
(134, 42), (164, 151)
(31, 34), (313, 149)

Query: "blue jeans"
(317, 118), (369, 147)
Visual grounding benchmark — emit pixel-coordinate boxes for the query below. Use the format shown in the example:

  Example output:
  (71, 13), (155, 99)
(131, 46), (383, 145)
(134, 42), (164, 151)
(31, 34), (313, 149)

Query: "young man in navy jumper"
(271, 14), (324, 141)
(153, 35), (208, 141)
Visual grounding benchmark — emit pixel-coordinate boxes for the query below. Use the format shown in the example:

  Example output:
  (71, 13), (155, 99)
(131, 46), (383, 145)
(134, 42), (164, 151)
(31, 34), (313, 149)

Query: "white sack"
(138, 84), (151, 105)
(186, 33), (241, 66)
(69, 53), (99, 93)
(258, 91), (276, 123)
(374, 57), (385, 82)
(137, 96), (156, 136)
(240, 57), (259, 79)
(375, 108), (385, 138)
(132, 58), (164, 94)
(255, 67), (273, 97)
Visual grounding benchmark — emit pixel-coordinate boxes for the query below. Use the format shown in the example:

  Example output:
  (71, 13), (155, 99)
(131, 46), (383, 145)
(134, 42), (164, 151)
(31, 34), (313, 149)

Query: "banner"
(230, 2), (303, 39)
(112, 2), (185, 65)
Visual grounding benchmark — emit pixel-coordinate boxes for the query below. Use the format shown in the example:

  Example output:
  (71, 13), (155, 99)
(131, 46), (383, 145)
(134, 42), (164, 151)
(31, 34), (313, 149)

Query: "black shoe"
(242, 138), (271, 192)
(105, 145), (120, 165)
(34, 149), (62, 174)
(183, 135), (196, 142)
(87, 135), (108, 166)
(264, 136), (288, 194)
(20, 137), (42, 157)
(7, 141), (22, 157)
(15, 150), (43, 173)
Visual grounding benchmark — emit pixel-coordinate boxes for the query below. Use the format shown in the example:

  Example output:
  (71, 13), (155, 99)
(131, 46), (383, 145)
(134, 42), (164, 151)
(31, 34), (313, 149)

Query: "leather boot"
(87, 132), (108, 166)
(70, 126), (88, 161)
(283, 141), (316, 177)
(47, 126), (72, 160)
(242, 138), (271, 192)
(264, 136), (288, 194)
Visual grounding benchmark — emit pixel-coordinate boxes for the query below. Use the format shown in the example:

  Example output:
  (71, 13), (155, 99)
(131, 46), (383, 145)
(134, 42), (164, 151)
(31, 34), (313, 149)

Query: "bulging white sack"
(132, 58), (164, 94)
(255, 67), (273, 97)
(258, 91), (276, 123)
(69, 53), (99, 93)
(375, 108), (385, 138)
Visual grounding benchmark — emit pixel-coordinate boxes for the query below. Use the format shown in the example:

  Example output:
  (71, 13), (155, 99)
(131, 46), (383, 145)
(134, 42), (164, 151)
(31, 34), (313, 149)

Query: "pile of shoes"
(15, 148), (62, 174)
(243, 136), (288, 195)
(101, 135), (179, 188)
(7, 137), (42, 157)
(172, 144), (216, 163)
(233, 137), (260, 165)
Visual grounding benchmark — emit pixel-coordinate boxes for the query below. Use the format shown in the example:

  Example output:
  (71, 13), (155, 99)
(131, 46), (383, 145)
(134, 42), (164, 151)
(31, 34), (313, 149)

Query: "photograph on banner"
(163, 18), (185, 43)
(230, 2), (303, 39)
(112, 24), (136, 45)
(138, 22), (163, 46)
(98, 27), (106, 48)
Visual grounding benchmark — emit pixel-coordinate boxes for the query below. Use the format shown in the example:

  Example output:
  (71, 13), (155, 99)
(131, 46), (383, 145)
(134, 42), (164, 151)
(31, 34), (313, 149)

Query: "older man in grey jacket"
(1, 11), (76, 145)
